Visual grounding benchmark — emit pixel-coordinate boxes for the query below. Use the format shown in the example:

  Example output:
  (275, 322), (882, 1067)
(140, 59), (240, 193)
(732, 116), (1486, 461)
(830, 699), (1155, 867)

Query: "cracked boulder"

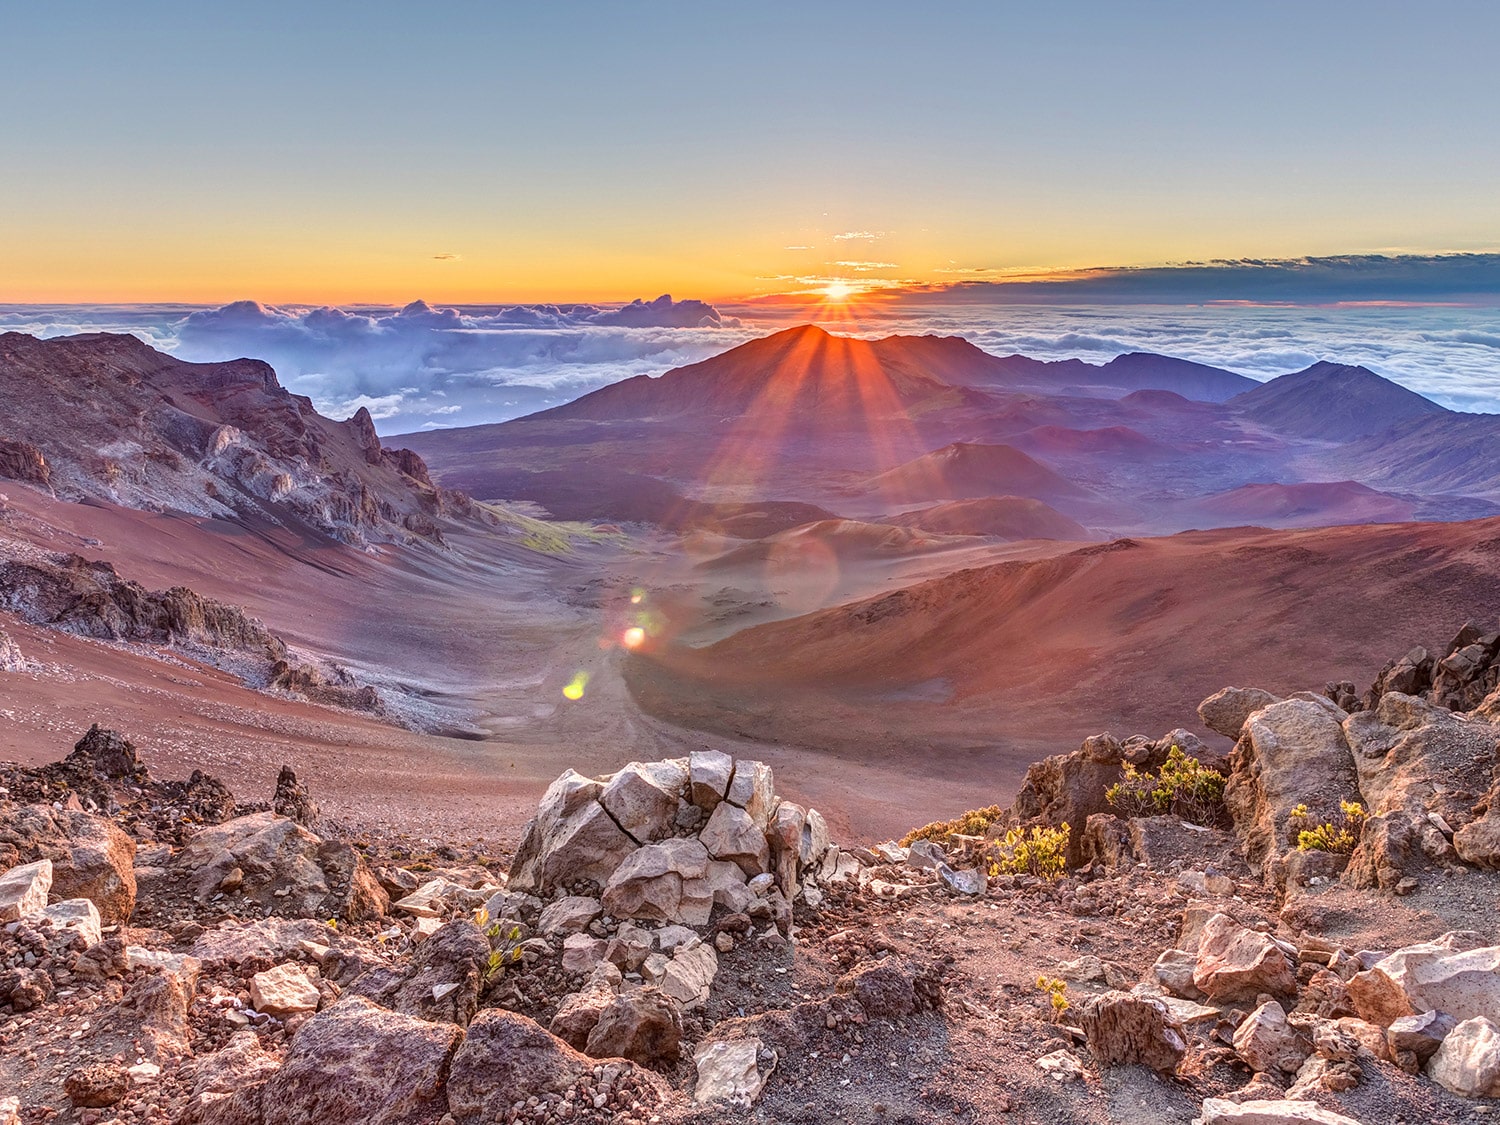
(170, 811), (387, 922)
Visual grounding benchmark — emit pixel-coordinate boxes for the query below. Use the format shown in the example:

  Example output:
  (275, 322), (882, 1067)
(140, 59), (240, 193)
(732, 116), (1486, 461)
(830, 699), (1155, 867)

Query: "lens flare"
(621, 626), (646, 650)
(562, 671), (589, 701)
(630, 588), (646, 605)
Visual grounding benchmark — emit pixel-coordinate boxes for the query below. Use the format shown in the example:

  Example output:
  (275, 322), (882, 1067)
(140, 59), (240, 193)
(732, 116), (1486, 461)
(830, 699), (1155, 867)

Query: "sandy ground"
(8, 479), (1500, 852)
(0, 485), (1060, 846)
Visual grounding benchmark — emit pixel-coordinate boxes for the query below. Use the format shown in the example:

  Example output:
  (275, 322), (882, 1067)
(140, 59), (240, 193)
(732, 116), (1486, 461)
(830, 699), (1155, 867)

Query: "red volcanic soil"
(695, 519), (965, 573)
(864, 442), (1086, 504)
(626, 518), (1500, 797)
(1008, 424), (1169, 458)
(887, 497), (1094, 540)
(1181, 480), (1417, 528)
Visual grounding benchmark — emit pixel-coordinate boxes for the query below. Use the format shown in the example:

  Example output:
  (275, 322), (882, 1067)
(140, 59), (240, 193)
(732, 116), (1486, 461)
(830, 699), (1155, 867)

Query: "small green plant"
(1035, 975), (1070, 1017)
(473, 906), (525, 982)
(1289, 800), (1367, 853)
(986, 823), (1070, 879)
(901, 805), (1004, 848)
(1105, 745), (1226, 826)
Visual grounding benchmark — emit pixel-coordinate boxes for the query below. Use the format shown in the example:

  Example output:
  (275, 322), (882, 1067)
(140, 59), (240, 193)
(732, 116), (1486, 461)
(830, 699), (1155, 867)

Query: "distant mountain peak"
(1230, 359), (1448, 441)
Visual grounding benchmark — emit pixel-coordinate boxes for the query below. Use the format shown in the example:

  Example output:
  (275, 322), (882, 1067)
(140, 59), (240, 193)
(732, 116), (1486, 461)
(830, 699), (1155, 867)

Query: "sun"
(822, 280), (855, 301)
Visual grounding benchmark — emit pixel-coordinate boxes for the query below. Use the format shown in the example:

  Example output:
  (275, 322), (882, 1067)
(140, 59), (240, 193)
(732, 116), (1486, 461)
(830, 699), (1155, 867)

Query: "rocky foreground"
(6, 626), (1500, 1123)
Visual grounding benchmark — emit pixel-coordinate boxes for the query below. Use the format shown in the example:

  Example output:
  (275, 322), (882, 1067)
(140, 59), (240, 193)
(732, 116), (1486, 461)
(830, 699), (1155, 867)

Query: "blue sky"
(2, 2), (1497, 302)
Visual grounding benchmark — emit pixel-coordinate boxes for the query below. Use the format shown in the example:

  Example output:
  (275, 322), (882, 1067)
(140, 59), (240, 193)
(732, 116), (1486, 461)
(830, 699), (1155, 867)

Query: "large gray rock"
(693, 1037), (768, 1106)
(769, 800), (805, 900)
(601, 838), (710, 924)
(548, 979), (617, 1050)
(507, 770), (635, 894)
(0, 806), (136, 923)
(689, 750), (734, 812)
(1345, 693), (1500, 830)
(700, 801), (770, 877)
(600, 759), (688, 845)
(347, 919), (490, 1026)
(259, 997), (462, 1125)
(447, 1009), (596, 1123)
(1193, 914), (1296, 1002)
(1196, 1099), (1364, 1125)
(172, 811), (386, 922)
(725, 760), (775, 830)
(1225, 700), (1360, 882)
(0, 858), (51, 922)
(537, 895), (601, 937)
(191, 917), (336, 968)
(1198, 687), (1281, 740)
(1233, 1001), (1311, 1073)
(1388, 1009), (1458, 1062)
(584, 986), (683, 1066)
(1370, 933), (1500, 1023)
(1428, 1016), (1500, 1097)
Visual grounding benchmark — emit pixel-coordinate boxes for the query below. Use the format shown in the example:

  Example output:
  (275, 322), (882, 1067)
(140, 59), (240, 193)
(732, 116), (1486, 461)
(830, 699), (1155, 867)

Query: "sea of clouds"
(3, 291), (1499, 432)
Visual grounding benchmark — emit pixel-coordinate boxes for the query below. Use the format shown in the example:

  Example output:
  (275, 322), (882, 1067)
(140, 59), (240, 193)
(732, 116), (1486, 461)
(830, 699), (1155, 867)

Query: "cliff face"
(0, 332), (469, 546)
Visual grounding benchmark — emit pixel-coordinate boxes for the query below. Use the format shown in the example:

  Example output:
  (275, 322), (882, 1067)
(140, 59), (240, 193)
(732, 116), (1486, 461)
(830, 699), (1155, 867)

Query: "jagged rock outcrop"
(0, 553), (286, 656)
(193, 996), (466, 1125)
(272, 765), (319, 826)
(346, 919), (489, 1026)
(1356, 621), (1500, 714)
(0, 332), (474, 547)
(0, 804), (136, 924)
(508, 751), (851, 927)
(1199, 687), (1282, 741)
(1077, 990), (1186, 1073)
(169, 810), (388, 922)
(0, 437), (51, 487)
(1224, 698), (1361, 884)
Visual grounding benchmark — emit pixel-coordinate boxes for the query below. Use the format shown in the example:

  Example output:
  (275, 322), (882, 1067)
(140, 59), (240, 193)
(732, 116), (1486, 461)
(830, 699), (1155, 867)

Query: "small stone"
(250, 963), (321, 1018)
(1233, 1001), (1311, 1074)
(41, 898), (102, 947)
(1428, 1015), (1500, 1097)
(64, 1062), (130, 1108)
(0, 858), (52, 922)
(694, 1037), (767, 1105)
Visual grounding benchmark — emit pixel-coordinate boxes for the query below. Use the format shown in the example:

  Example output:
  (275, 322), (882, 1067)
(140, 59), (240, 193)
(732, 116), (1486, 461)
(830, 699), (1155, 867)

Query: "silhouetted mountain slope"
(531, 326), (1257, 425)
(1337, 412), (1500, 495)
(1229, 360), (1449, 441)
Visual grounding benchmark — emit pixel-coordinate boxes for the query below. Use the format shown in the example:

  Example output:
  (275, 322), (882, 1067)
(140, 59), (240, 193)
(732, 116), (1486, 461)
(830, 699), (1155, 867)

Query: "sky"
(3, 2), (1499, 304)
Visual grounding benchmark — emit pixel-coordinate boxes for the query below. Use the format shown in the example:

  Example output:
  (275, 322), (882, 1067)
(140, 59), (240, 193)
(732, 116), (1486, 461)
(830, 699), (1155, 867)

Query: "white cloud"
(6, 290), (1500, 430)
(832, 230), (887, 241)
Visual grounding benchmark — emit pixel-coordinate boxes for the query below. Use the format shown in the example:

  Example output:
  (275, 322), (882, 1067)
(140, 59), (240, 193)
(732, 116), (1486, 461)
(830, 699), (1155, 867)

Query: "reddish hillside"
(626, 518), (1500, 762)
(865, 442), (1086, 503)
(1181, 481), (1417, 528)
(532, 325), (972, 424)
(1008, 424), (1169, 458)
(888, 497), (1093, 540)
